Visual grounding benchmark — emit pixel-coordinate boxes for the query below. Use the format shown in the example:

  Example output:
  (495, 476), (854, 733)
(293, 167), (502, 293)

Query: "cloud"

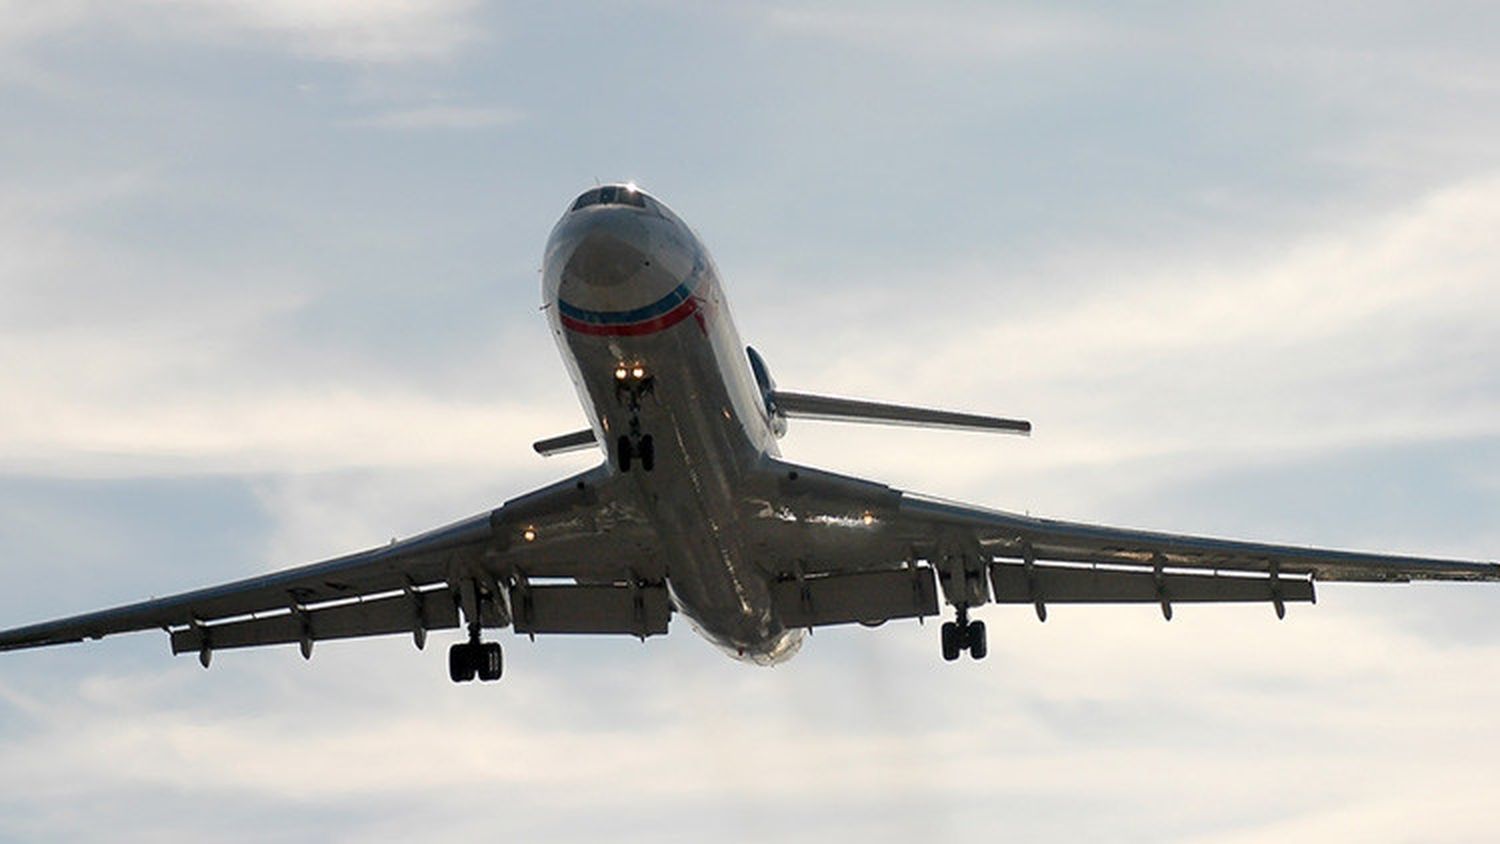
(157, 0), (486, 63)
(3, 168), (1494, 505)
(757, 172), (1500, 499)
(758, 3), (1108, 61)
(0, 0), (486, 63)
(344, 103), (523, 130)
(5, 590), (1500, 841)
(0, 170), (568, 478)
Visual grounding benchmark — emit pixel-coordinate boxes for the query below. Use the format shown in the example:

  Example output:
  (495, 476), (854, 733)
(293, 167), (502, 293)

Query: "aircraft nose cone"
(563, 225), (654, 290)
(549, 208), (693, 317)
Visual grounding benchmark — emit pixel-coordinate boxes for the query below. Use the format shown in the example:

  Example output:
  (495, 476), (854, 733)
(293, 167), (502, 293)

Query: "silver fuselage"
(542, 190), (803, 663)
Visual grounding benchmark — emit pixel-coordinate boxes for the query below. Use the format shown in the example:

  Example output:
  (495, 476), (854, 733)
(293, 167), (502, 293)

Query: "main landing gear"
(448, 624), (503, 683)
(941, 605), (987, 662)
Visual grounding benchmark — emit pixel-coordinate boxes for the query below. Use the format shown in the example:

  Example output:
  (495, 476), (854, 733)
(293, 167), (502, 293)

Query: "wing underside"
(3, 456), (1494, 661)
(0, 466), (667, 661)
(746, 460), (1496, 630)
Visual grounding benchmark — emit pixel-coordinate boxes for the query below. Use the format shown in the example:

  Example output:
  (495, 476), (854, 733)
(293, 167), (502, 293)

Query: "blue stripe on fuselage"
(557, 277), (700, 326)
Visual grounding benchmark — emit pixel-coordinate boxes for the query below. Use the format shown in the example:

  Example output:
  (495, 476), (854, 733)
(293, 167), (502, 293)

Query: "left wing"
(747, 461), (1497, 629)
(0, 465), (664, 662)
(897, 493), (1499, 583)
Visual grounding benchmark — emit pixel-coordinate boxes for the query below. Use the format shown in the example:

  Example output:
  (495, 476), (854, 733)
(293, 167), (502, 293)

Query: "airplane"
(3, 183), (1495, 683)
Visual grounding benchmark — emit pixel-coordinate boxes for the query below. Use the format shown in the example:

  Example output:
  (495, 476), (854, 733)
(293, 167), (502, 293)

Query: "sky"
(0, 1), (1497, 840)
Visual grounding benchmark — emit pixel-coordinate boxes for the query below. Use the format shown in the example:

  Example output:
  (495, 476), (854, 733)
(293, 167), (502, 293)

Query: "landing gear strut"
(448, 623), (503, 683)
(941, 605), (987, 662)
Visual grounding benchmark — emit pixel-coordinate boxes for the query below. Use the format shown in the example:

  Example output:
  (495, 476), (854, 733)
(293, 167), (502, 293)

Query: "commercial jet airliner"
(4, 184), (1495, 682)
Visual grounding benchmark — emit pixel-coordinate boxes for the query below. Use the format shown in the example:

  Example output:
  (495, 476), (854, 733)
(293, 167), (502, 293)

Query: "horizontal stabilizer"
(770, 391), (1030, 435)
(533, 428), (598, 457)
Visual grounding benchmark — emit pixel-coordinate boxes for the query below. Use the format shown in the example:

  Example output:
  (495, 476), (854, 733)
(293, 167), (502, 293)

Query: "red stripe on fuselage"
(560, 296), (700, 336)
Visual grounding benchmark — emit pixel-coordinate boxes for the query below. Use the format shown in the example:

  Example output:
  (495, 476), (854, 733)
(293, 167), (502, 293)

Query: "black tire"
(940, 621), (961, 662)
(967, 620), (987, 660)
(448, 643), (476, 683)
(616, 435), (633, 472)
(639, 435), (655, 472)
(478, 642), (504, 682)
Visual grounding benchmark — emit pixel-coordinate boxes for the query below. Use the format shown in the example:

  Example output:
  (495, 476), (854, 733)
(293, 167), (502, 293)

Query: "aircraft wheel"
(448, 643), (477, 683)
(616, 435), (633, 472)
(639, 435), (655, 472)
(940, 621), (961, 661)
(477, 642), (504, 682)
(967, 620), (987, 660)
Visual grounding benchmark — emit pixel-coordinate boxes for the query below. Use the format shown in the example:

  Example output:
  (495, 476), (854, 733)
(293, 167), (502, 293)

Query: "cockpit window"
(571, 185), (647, 212)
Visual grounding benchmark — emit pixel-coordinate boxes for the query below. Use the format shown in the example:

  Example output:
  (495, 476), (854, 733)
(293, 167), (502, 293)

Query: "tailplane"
(532, 348), (1031, 458)
(768, 390), (1030, 435)
(748, 345), (1029, 438)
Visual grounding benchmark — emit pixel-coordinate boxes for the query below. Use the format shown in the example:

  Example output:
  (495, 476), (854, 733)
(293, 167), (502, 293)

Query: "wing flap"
(990, 561), (1315, 605)
(510, 583), (671, 636)
(0, 511), (494, 653)
(169, 588), (462, 655)
(771, 567), (939, 628)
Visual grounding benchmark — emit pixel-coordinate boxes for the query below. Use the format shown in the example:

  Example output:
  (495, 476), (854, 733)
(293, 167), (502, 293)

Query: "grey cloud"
(343, 104), (524, 130)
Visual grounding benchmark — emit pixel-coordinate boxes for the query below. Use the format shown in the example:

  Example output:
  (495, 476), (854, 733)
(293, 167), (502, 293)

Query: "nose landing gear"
(940, 605), (987, 662)
(616, 433), (655, 473)
(612, 362), (656, 473)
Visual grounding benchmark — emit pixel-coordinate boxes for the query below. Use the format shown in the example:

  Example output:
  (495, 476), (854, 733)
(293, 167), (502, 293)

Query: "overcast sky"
(1, 2), (1498, 841)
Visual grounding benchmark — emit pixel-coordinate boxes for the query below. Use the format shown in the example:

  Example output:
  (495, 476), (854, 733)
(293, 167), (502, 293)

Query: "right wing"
(0, 465), (665, 662)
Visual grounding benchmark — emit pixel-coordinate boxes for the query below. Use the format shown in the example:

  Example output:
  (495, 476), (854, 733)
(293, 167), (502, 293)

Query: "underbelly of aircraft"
(560, 317), (802, 664)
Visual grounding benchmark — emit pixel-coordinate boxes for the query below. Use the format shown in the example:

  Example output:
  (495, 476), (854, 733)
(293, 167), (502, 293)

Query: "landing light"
(632, 366), (646, 379)
(522, 527), (537, 543)
(614, 367), (629, 380)
(862, 511), (876, 526)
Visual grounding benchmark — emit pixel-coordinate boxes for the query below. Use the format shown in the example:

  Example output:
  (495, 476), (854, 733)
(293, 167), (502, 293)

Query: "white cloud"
(5, 594), (1500, 841)
(0, 0), (485, 63)
(3, 170), (1495, 508)
(154, 0), (485, 63)
(761, 173), (1500, 500)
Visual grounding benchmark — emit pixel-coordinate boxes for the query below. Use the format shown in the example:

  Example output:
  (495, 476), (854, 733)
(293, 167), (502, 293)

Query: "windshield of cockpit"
(571, 185), (648, 211)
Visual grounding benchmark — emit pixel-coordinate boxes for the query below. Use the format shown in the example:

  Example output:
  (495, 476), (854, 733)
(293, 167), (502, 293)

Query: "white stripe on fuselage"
(541, 191), (803, 664)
